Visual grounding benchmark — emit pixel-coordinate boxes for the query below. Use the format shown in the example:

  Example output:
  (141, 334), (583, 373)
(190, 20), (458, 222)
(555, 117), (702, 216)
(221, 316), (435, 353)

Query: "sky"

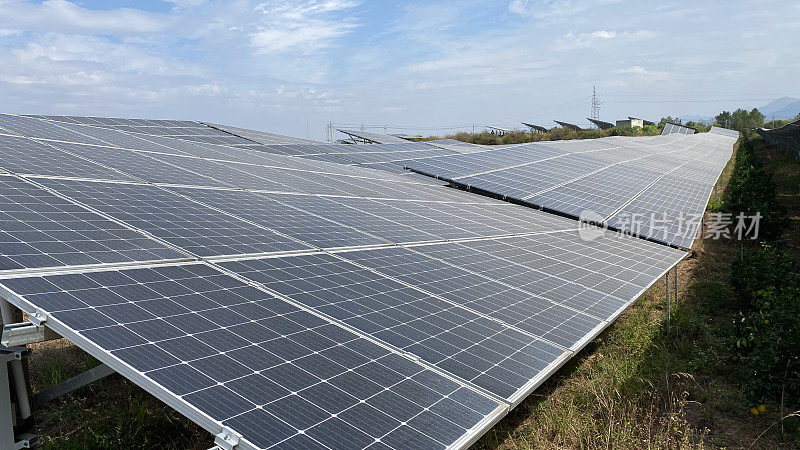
(1, 0), (799, 140)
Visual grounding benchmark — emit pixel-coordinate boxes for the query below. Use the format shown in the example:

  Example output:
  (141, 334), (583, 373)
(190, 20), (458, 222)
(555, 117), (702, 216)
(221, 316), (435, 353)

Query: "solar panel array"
(401, 131), (737, 249)
(587, 118), (614, 130)
(0, 112), (719, 448)
(756, 119), (800, 160)
(24, 114), (258, 147)
(424, 139), (488, 154)
(206, 123), (322, 145)
(709, 126), (740, 139)
(337, 129), (412, 144)
(661, 122), (698, 135)
(195, 125), (462, 182)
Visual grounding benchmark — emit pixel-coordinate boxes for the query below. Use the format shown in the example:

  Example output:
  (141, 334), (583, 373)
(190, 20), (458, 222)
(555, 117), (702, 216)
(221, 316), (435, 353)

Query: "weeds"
(425, 125), (662, 146)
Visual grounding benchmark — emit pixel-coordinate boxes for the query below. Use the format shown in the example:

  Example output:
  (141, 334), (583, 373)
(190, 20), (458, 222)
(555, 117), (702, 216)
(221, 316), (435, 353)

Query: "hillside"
(759, 97), (800, 120)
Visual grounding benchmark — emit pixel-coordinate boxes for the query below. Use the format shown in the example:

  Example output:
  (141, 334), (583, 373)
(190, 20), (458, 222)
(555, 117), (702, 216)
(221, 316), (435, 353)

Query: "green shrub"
(726, 137), (798, 407)
(611, 126), (638, 136)
(732, 246), (800, 405)
(642, 124), (659, 135)
(724, 138), (787, 241)
(706, 197), (724, 212)
(731, 244), (797, 309)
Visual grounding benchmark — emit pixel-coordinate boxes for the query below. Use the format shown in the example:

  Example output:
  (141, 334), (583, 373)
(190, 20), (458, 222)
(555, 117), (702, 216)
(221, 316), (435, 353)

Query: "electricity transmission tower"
(590, 86), (602, 121)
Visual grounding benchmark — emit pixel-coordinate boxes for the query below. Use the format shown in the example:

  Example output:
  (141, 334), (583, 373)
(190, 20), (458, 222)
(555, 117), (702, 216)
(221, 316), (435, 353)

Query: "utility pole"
(590, 86), (602, 128)
(326, 122), (334, 144)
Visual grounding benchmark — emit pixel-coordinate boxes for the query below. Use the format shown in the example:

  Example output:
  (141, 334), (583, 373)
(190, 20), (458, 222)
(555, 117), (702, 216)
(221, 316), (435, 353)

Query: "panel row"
(0, 173), (581, 272)
(0, 263), (505, 449)
(0, 114), (450, 193)
(402, 132), (737, 248)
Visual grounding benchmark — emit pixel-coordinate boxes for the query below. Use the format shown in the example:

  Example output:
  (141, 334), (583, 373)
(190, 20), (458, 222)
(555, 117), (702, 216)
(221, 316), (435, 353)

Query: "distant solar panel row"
(206, 122), (321, 145)
(23, 114), (457, 181)
(0, 113), (693, 449)
(25, 114), (259, 147)
(337, 129), (412, 144)
(402, 131), (737, 248)
(661, 122), (697, 135)
(0, 116), (454, 196)
(757, 119), (800, 160)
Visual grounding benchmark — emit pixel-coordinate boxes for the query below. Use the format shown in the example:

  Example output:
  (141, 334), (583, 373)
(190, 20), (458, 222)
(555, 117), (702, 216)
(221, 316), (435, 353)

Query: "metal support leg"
(673, 266), (678, 308)
(1, 350), (38, 449)
(33, 363), (114, 408)
(0, 301), (31, 422)
(1, 353), (14, 449)
(10, 361), (29, 420)
(665, 272), (670, 326)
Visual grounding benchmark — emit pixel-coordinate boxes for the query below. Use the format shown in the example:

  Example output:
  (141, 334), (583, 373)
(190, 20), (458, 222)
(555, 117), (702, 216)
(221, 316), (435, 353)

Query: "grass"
(27, 340), (209, 449)
(22, 137), (800, 449)
(414, 125), (663, 145)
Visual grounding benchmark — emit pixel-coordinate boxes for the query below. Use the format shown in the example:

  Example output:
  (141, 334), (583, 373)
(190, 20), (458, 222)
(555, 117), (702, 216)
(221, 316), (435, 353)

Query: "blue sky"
(1, 0), (798, 140)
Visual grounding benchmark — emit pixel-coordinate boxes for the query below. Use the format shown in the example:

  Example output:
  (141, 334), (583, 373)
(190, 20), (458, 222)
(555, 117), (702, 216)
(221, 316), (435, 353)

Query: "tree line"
(662, 109), (800, 135)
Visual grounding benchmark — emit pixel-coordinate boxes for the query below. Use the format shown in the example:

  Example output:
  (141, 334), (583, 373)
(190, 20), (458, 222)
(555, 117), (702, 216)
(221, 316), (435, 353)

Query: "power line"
(604, 98), (784, 103)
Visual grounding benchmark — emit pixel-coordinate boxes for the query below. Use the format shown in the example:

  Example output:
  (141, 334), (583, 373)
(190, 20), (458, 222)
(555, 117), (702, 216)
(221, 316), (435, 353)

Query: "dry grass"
(27, 339), (210, 449)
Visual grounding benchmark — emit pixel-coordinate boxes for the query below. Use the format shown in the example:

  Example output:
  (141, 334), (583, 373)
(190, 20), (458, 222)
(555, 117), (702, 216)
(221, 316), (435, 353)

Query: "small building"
(616, 117), (644, 128)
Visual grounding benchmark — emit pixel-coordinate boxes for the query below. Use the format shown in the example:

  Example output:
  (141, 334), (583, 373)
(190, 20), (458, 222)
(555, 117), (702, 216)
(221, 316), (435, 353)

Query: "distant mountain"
(759, 97), (800, 120)
(678, 114), (713, 124)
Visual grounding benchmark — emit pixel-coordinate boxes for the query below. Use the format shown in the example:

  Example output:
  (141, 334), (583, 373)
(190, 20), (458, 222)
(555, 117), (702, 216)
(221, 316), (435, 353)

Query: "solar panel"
(337, 231), (684, 337)
(47, 142), (225, 187)
(34, 178), (312, 257)
(218, 253), (567, 402)
(337, 129), (411, 144)
(333, 246), (602, 351)
(0, 135), (136, 181)
(709, 126), (740, 139)
(0, 175), (184, 271)
(168, 187), (390, 249)
(0, 263), (505, 449)
(403, 133), (736, 248)
(204, 123), (321, 145)
(525, 164), (661, 218)
(29, 115), (259, 147)
(0, 114), (109, 146)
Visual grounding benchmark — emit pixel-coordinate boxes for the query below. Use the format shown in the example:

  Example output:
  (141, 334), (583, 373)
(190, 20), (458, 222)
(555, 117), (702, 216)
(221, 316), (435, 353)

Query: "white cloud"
(248, 0), (360, 54)
(0, 0), (173, 35)
(509, 0), (622, 19)
(559, 29), (656, 48)
(617, 66), (670, 82)
(164, 0), (210, 7)
(0, 0), (797, 139)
